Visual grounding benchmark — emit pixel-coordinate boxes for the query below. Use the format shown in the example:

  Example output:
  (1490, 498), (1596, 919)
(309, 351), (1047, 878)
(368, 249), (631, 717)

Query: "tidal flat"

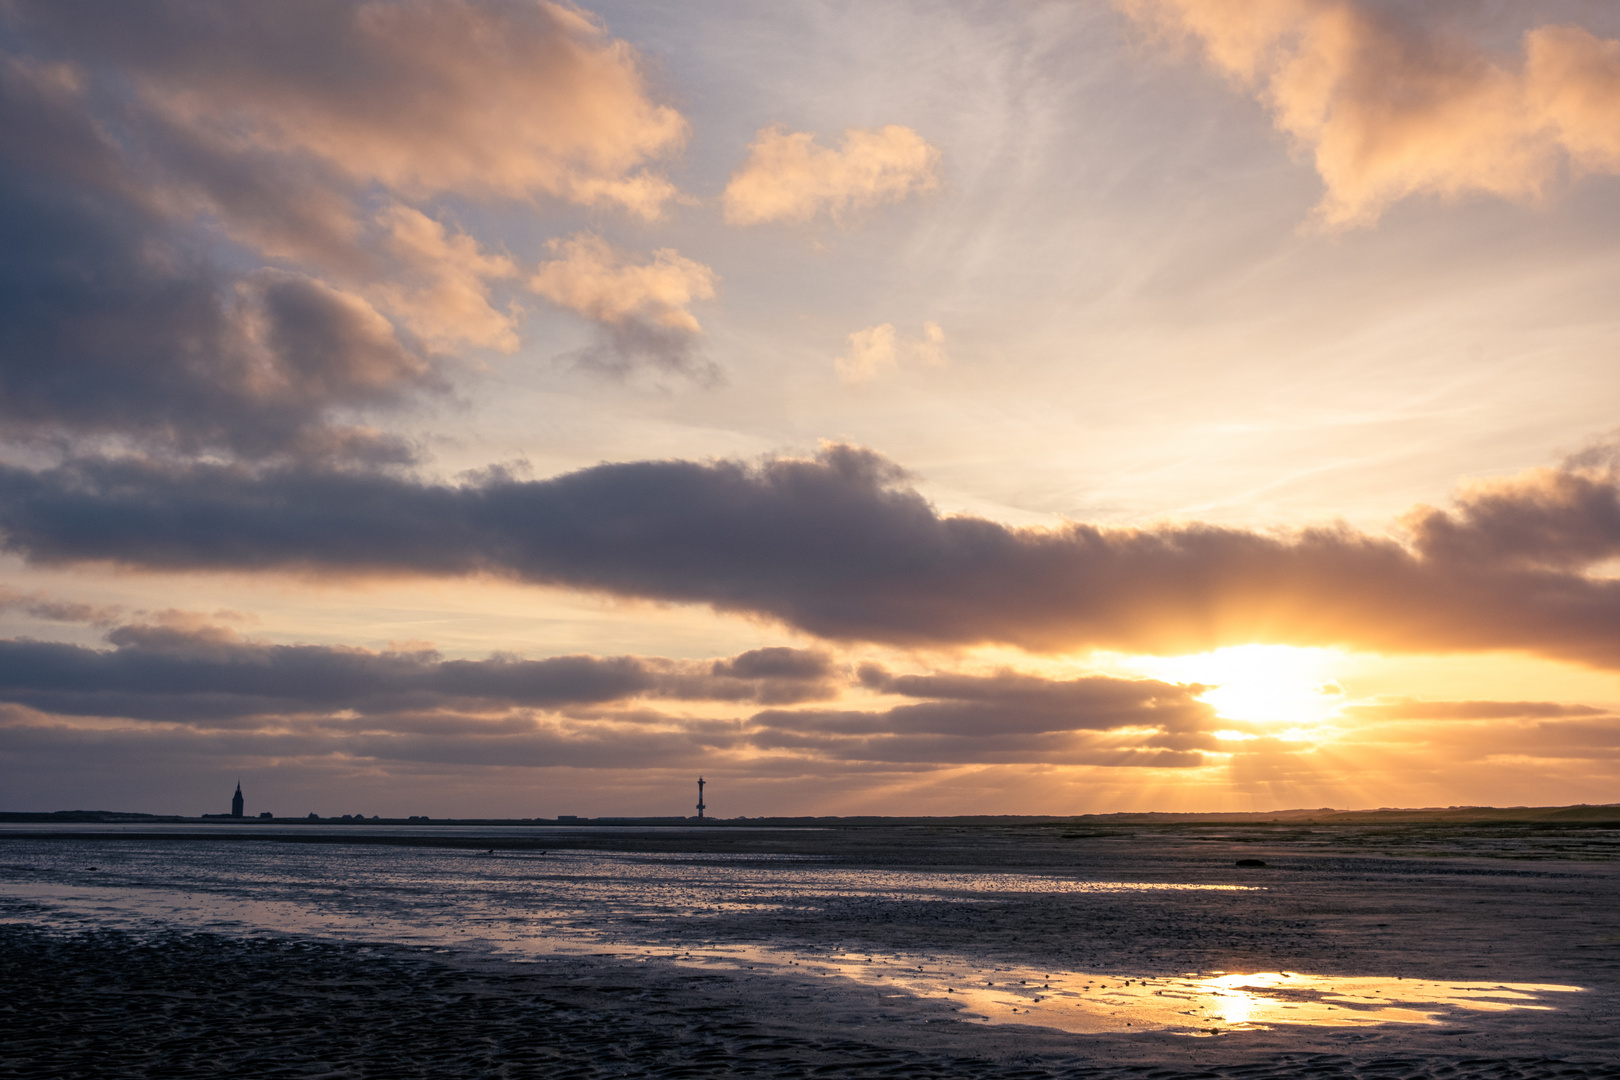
(2, 813), (1617, 1078)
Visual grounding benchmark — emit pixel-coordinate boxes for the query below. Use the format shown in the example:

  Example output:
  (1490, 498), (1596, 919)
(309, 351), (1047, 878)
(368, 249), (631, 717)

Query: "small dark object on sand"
(1235, 858), (1267, 867)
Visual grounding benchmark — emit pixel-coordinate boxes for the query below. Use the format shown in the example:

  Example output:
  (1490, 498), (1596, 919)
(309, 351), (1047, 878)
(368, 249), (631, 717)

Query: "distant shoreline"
(2, 803), (1618, 829)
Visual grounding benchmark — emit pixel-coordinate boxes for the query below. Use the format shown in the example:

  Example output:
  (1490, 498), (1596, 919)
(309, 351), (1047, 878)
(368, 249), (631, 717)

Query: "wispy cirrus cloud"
(1118, 0), (1620, 226)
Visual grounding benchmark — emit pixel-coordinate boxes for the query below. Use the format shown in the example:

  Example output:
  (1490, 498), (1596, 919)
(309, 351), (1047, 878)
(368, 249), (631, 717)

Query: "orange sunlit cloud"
(724, 125), (941, 226)
(128, 0), (689, 218)
(529, 233), (718, 336)
(1118, 0), (1620, 226)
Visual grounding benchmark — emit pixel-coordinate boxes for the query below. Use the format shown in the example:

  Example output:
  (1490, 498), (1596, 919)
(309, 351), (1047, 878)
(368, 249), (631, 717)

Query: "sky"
(2, 0), (1619, 819)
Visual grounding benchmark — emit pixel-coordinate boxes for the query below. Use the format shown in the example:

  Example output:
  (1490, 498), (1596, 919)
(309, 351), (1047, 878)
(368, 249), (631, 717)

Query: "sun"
(1126, 644), (1347, 727)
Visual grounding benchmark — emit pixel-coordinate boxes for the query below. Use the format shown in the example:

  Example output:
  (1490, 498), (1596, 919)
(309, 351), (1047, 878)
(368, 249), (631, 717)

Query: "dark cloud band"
(0, 626), (836, 723)
(0, 623), (1219, 771)
(3, 445), (1619, 665)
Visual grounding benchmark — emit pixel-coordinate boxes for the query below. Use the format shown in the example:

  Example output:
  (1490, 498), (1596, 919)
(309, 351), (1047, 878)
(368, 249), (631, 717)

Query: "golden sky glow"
(1124, 645), (1348, 728)
(0, 1), (1618, 817)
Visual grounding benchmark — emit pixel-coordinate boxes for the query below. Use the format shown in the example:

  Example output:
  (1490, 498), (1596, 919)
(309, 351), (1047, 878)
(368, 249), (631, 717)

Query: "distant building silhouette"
(231, 782), (244, 818)
(696, 777), (706, 819)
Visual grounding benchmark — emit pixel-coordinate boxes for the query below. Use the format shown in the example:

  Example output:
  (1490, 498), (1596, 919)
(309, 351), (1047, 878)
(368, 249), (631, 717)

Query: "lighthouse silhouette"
(695, 777), (706, 819)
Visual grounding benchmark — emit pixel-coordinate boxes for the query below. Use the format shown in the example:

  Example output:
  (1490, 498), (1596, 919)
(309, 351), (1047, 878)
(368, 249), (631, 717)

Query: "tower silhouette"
(231, 781), (244, 818)
(696, 777), (706, 819)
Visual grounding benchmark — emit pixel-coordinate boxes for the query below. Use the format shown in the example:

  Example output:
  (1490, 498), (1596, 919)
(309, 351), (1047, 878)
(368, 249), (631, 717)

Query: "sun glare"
(1128, 644), (1347, 726)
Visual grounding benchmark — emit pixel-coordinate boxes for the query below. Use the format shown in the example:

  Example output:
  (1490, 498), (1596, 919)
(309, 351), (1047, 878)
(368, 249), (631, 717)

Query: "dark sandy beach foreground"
(0, 925), (1613, 1080)
(3, 813), (1618, 1078)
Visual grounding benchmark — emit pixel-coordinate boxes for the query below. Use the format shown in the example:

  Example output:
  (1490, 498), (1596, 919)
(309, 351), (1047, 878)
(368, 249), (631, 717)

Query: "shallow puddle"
(645, 944), (1584, 1037)
(859, 966), (1584, 1035)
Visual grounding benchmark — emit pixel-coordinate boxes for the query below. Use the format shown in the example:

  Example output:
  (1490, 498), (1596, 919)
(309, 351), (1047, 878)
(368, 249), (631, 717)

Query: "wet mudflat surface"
(2, 819), (1618, 1077)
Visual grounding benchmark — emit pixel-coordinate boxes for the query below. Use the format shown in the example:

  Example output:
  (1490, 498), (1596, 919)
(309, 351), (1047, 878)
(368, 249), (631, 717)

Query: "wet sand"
(3, 926), (1613, 1080)
(3, 816), (1618, 1077)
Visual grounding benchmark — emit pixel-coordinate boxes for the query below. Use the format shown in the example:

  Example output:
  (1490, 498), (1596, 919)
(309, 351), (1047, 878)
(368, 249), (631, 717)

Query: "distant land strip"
(3, 805), (1618, 829)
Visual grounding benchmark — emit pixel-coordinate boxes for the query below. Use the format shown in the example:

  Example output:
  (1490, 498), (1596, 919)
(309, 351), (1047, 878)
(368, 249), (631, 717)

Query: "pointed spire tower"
(231, 781), (244, 818)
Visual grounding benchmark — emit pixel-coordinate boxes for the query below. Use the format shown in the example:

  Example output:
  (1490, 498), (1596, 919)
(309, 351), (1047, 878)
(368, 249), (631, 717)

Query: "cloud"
(0, 616), (1609, 808)
(0, 615), (1212, 777)
(1443, 718), (1620, 761)
(0, 74), (432, 463)
(0, 621), (837, 726)
(8, 0), (687, 220)
(370, 204), (520, 354)
(0, 48), (411, 462)
(835, 322), (946, 384)
(1315, 713), (1620, 787)
(748, 719), (1206, 767)
(0, 715), (731, 775)
(0, 586), (122, 626)
(746, 666), (1215, 766)
(9, 443), (1620, 668)
(0, 615), (1210, 773)
(723, 125), (941, 226)
(1343, 699), (1606, 721)
(0, 1), (696, 460)
(857, 666), (1211, 731)
(1117, 0), (1620, 226)
(530, 234), (715, 335)
(1527, 25), (1620, 175)
(529, 232), (717, 376)
(1401, 458), (1620, 571)
(711, 646), (827, 681)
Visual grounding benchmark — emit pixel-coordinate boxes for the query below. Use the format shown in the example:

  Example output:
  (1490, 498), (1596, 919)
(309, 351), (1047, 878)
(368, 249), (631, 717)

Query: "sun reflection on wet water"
(933, 968), (1582, 1036)
(672, 947), (1584, 1037)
